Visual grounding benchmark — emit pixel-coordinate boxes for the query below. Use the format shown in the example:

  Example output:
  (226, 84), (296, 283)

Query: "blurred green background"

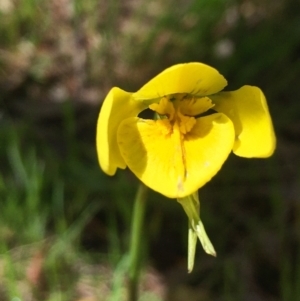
(0, 0), (300, 300)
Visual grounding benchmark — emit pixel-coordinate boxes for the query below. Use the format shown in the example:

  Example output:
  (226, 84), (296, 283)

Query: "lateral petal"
(96, 87), (147, 175)
(211, 86), (276, 158)
(133, 63), (227, 101)
(117, 113), (234, 198)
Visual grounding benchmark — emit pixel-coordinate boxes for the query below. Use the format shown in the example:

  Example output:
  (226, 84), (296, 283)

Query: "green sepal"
(177, 192), (216, 272)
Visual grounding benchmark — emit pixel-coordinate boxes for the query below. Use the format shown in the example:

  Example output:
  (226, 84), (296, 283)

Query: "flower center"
(149, 93), (214, 136)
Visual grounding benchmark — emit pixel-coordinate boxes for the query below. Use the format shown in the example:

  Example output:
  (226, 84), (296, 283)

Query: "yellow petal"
(149, 96), (175, 118)
(182, 113), (235, 196)
(96, 87), (147, 175)
(211, 86), (276, 158)
(133, 63), (227, 100)
(180, 96), (214, 116)
(117, 113), (234, 198)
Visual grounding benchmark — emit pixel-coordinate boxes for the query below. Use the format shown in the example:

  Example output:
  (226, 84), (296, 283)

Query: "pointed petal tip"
(203, 245), (217, 257)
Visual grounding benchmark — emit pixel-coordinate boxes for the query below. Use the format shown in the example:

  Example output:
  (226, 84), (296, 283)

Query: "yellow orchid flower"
(96, 62), (276, 271)
(96, 62), (276, 198)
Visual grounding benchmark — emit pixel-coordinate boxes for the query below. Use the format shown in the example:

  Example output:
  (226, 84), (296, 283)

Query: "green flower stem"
(128, 183), (148, 301)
